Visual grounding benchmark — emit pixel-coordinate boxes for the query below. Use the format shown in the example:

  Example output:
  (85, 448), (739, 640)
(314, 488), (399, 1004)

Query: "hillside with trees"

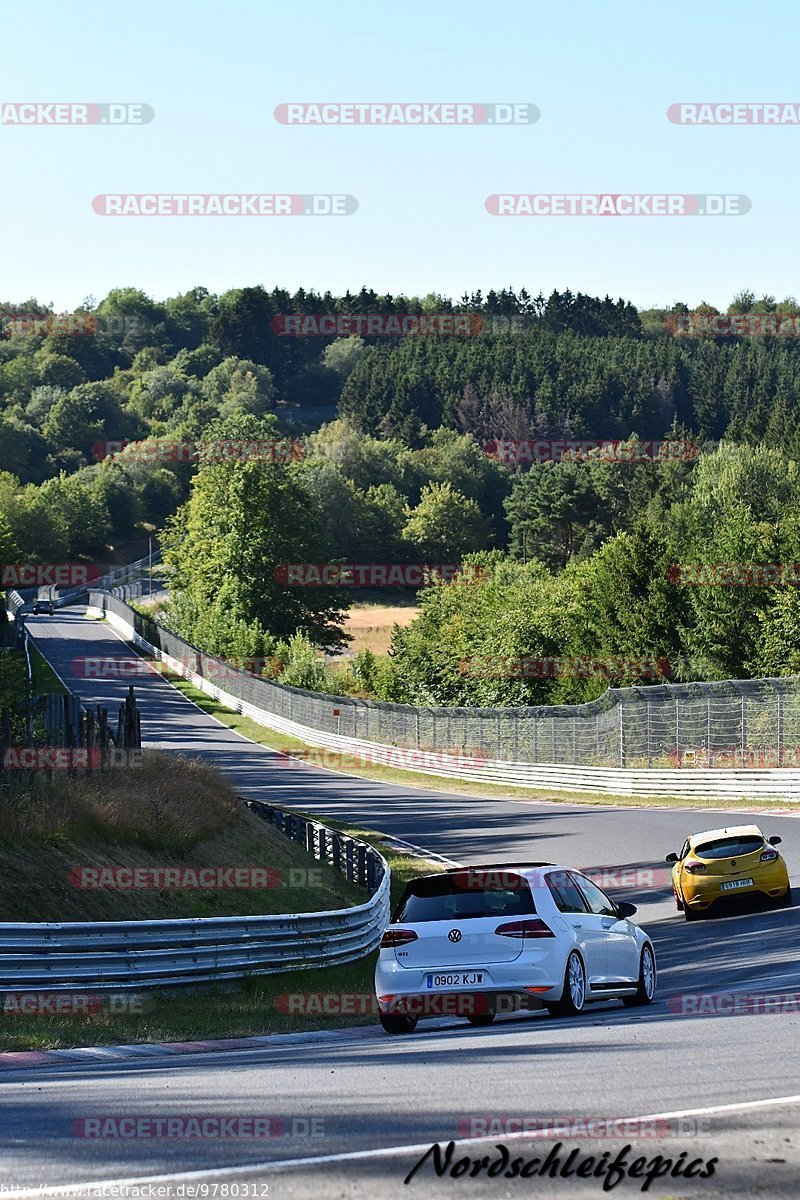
(4, 283), (800, 705)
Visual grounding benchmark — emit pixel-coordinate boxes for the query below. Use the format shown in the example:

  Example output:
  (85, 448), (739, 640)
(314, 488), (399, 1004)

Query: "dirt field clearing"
(343, 602), (420, 655)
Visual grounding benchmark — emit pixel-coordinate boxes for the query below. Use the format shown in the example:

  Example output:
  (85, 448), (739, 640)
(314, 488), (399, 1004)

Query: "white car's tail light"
(494, 919), (555, 939)
(380, 928), (418, 948)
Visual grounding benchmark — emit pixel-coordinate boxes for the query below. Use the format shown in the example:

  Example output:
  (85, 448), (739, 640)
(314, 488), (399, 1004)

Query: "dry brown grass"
(0, 752), (362, 922)
(342, 603), (420, 656)
(0, 752), (238, 853)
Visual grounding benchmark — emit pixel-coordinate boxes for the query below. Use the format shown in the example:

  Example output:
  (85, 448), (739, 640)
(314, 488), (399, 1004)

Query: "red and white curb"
(0, 1024), (424, 1070)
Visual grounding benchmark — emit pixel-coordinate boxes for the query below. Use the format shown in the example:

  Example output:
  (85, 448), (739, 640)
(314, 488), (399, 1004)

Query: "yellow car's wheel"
(683, 904), (701, 922)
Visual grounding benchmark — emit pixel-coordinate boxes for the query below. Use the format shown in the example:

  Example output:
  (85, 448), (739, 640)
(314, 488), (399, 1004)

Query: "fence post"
(777, 687), (783, 768)
(618, 702), (624, 767)
(646, 701), (652, 768)
(706, 696), (712, 763)
(675, 697), (680, 766)
(741, 694), (746, 767)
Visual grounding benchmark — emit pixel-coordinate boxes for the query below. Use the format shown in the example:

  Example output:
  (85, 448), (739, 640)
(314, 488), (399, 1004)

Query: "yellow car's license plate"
(720, 878), (754, 891)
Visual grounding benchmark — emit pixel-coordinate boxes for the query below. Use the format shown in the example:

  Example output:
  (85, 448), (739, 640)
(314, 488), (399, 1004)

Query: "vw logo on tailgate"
(448, 929), (462, 943)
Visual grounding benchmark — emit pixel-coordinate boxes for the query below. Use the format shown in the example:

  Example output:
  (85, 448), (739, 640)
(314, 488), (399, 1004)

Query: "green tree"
(162, 416), (348, 648)
(402, 482), (491, 560)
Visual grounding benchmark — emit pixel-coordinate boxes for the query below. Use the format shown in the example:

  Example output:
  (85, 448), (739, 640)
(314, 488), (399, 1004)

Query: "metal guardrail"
(0, 803), (390, 991)
(4, 552), (162, 615)
(89, 591), (800, 798)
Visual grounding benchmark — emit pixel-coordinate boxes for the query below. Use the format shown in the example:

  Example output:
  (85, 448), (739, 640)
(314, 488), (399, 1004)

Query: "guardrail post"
(332, 833), (342, 875)
(356, 844), (368, 888)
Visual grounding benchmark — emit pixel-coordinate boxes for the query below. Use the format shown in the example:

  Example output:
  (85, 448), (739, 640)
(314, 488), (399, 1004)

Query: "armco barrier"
(0, 803), (390, 991)
(4, 552), (161, 615)
(90, 593), (800, 801)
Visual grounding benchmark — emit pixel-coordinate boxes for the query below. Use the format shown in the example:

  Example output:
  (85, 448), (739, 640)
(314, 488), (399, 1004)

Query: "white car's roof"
(689, 824), (763, 845)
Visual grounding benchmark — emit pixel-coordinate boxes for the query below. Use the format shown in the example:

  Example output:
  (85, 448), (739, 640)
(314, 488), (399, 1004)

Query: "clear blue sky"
(1, 1), (797, 312)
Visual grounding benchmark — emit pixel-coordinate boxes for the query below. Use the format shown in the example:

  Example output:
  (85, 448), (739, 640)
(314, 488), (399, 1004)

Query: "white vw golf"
(375, 863), (656, 1034)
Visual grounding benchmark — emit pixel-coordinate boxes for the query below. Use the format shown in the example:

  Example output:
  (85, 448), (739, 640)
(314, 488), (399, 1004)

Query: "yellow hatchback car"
(667, 824), (791, 921)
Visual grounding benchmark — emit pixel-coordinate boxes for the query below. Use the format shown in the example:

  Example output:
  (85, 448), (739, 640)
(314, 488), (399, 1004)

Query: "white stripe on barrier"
(99, 606), (800, 802)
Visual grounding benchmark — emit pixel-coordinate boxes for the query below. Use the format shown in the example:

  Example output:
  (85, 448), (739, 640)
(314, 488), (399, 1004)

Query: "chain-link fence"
(92, 592), (800, 770)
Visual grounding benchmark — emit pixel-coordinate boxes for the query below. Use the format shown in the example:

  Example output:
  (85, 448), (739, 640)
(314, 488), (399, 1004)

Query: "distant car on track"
(374, 863), (656, 1034)
(667, 823), (791, 921)
(31, 599), (54, 615)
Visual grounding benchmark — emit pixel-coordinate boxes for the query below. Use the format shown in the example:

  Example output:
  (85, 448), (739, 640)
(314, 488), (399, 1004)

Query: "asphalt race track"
(3, 607), (799, 1199)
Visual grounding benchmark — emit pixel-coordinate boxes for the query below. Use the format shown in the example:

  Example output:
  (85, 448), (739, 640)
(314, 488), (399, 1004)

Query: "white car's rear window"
(393, 873), (536, 922)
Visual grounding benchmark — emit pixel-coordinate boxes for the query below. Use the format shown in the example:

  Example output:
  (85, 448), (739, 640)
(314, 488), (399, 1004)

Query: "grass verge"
(0, 752), (363, 922)
(27, 641), (68, 694)
(0, 812), (438, 1051)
